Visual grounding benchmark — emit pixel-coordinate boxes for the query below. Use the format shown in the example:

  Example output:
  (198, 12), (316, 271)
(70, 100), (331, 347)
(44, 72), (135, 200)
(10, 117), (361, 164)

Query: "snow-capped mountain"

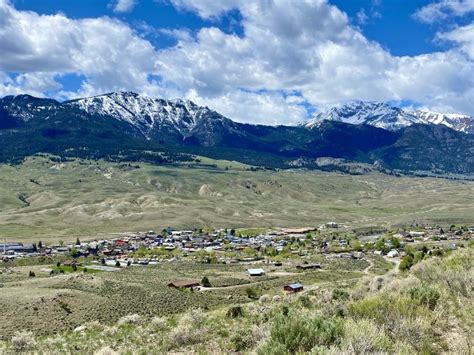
(304, 101), (419, 131)
(411, 110), (474, 134)
(0, 94), (62, 121)
(304, 101), (474, 134)
(65, 92), (226, 138)
(2, 92), (474, 174)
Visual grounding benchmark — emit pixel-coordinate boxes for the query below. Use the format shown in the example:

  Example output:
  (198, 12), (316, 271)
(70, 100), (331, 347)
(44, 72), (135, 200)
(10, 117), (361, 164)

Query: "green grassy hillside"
(1, 156), (474, 242)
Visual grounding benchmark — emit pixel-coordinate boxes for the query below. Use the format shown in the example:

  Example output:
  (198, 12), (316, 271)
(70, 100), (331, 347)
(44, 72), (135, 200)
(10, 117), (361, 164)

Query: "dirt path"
(199, 281), (261, 292)
(363, 258), (374, 275)
(385, 256), (401, 275)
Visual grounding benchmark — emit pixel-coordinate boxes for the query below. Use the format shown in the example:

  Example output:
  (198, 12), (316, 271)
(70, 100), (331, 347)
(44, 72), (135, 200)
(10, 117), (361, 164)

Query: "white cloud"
(437, 23), (474, 59)
(0, 0), (158, 97)
(356, 9), (369, 25)
(1, 0), (474, 123)
(187, 89), (308, 125)
(159, 0), (474, 116)
(111, 0), (137, 13)
(413, 0), (474, 23)
(0, 71), (62, 97)
(169, 0), (240, 18)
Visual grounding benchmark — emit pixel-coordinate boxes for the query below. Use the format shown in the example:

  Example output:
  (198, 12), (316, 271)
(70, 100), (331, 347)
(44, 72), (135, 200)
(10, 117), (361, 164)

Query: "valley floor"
(1, 156), (474, 243)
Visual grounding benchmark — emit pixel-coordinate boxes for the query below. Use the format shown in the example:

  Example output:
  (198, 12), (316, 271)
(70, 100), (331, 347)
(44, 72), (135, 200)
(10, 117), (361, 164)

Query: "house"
(167, 280), (200, 289)
(296, 263), (321, 270)
(247, 268), (265, 276)
(387, 250), (399, 258)
(448, 243), (458, 250)
(284, 283), (304, 293)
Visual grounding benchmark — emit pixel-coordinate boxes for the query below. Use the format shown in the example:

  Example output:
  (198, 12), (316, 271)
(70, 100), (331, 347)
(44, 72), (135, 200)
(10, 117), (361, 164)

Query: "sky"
(1, 0), (474, 125)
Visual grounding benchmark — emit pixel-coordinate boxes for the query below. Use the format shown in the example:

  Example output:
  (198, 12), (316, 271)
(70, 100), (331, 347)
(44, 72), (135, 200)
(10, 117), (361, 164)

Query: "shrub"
(408, 283), (440, 310)
(169, 323), (208, 348)
(349, 294), (425, 325)
(151, 316), (167, 330)
(94, 346), (118, 355)
(185, 308), (205, 325)
(231, 328), (255, 351)
(201, 276), (211, 287)
(117, 314), (141, 326)
(11, 331), (36, 352)
(272, 295), (282, 302)
(227, 305), (244, 318)
(246, 287), (259, 299)
(399, 255), (414, 271)
(332, 288), (350, 301)
(340, 319), (395, 354)
(297, 294), (312, 308)
(266, 313), (343, 352)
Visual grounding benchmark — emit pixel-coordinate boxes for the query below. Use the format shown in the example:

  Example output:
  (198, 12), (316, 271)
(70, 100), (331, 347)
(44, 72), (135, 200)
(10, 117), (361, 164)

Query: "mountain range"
(1, 92), (474, 174)
(304, 101), (474, 134)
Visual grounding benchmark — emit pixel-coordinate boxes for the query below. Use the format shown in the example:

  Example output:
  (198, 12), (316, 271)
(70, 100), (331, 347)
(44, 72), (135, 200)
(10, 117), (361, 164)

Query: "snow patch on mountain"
(65, 92), (217, 137)
(304, 101), (474, 134)
(411, 110), (474, 134)
(1, 95), (61, 121)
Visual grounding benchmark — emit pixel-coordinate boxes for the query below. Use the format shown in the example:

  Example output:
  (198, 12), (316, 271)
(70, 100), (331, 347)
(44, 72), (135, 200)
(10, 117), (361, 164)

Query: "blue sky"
(2, 0), (474, 124)
(12, 0), (462, 54)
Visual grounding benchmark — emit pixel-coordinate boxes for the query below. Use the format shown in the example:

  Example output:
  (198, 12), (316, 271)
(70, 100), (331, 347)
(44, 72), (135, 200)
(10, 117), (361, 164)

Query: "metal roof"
(287, 283), (303, 289)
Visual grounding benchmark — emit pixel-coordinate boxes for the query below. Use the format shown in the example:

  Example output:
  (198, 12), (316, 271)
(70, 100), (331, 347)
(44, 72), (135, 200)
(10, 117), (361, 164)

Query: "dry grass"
(1, 156), (474, 242)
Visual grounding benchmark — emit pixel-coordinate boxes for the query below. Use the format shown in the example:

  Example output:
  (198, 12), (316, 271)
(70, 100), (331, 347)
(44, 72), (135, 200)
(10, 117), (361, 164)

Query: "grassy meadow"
(1, 156), (474, 242)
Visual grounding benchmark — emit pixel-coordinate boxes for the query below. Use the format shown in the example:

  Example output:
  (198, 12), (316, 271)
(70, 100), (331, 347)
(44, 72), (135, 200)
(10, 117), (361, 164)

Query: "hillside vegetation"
(1, 156), (474, 241)
(1, 247), (471, 354)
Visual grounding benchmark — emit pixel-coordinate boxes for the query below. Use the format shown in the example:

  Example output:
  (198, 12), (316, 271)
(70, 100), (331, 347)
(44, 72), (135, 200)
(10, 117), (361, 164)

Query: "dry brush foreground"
(0, 248), (472, 354)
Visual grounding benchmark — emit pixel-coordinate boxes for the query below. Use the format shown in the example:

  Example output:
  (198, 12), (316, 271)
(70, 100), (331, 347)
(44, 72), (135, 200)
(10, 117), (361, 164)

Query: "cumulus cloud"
(159, 0), (474, 116)
(1, 0), (474, 123)
(0, 72), (61, 97)
(187, 88), (309, 125)
(356, 9), (369, 25)
(0, 0), (157, 97)
(111, 0), (137, 13)
(438, 23), (474, 59)
(413, 0), (474, 23)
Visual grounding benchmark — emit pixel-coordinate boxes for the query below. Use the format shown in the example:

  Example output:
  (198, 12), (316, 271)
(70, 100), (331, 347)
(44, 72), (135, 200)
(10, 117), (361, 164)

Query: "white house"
(247, 268), (265, 276)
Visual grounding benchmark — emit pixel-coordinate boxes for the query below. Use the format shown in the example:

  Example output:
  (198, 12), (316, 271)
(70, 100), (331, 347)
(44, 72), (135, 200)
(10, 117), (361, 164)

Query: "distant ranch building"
(247, 268), (265, 276)
(284, 283), (304, 293)
(167, 280), (200, 289)
(296, 263), (321, 270)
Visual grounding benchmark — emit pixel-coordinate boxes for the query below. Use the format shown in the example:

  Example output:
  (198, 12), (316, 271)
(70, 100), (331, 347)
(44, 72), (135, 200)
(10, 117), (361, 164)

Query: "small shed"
(284, 283), (304, 293)
(167, 280), (200, 289)
(247, 268), (265, 276)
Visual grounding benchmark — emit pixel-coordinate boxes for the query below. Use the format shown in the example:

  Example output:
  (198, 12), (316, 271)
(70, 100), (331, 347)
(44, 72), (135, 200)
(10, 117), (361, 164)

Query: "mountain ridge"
(1, 92), (474, 174)
(304, 100), (474, 134)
